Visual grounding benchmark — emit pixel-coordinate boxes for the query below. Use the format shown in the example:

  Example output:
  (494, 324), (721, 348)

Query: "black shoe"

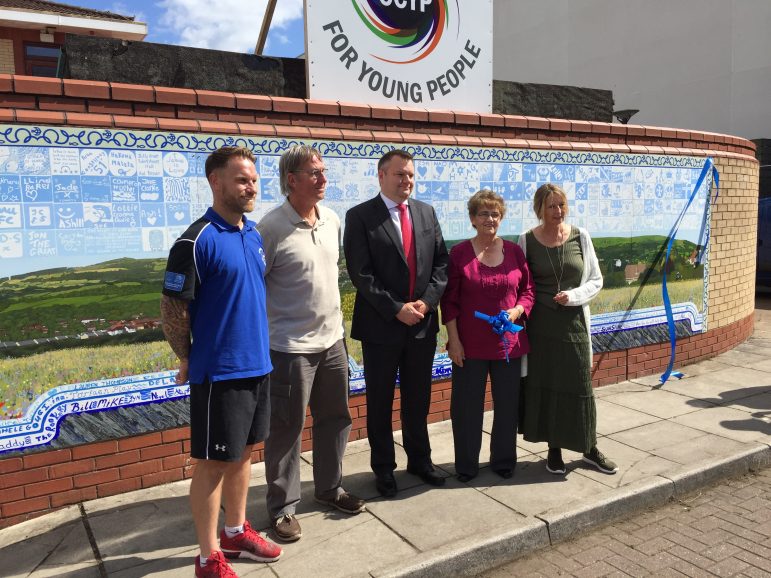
(375, 473), (398, 498)
(546, 448), (566, 475)
(456, 473), (475, 483)
(407, 466), (446, 487)
(494, 468), (514, 479)
(582, 447), (618, 474)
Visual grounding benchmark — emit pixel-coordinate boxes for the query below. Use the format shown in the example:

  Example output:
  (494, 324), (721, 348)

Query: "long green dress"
(520, 226), (596, 453)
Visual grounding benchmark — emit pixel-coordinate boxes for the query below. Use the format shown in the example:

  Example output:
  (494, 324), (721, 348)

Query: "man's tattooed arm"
(161, 294), (191, 384)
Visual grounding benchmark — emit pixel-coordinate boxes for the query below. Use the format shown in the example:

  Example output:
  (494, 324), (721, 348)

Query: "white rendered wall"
(493, 0), (771, 140)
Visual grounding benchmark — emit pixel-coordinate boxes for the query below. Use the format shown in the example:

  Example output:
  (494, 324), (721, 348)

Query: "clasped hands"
(553, 291), (569, 306)
(396, 300), (428, 326)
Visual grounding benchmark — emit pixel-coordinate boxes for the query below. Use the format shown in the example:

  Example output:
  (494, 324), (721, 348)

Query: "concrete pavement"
(481, 466), (771, 577)
(2, 303), (770, 577)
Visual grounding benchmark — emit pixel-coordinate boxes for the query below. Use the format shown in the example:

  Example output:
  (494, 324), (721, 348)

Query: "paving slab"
(599, 387), (717, 419)
(482, 454), (615, 516)
(87, 491), (198, 576)
(4, 518), (100, 578)
(595, 397), (662, 434)
(728, 340), (771, 359)
(593, 381), (652, 397)
(708, 347), (769, 368)
(736, 354), (771, 374)
(662, 366), (771, 402)
(365, 478), (526, 552)
(674, 358), (734, 377)
(724, 389), (771, 415)
(0, 505), (80, 549)
(371, 516), (549, 578)
(664, 445), (771, 497)
(610, 419), (708, 453)
(671, 405), (771, 443)
(109, 548), (197, 578)
(574, 437), (681, 488)
(651, 432), (751, 465)
(260, 511), (412, 578)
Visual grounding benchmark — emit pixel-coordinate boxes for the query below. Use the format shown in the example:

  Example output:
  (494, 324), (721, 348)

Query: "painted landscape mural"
(0, 126), (715, 451)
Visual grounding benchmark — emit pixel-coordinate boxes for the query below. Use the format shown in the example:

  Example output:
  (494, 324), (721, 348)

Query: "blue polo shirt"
(162, 207), (272, 383)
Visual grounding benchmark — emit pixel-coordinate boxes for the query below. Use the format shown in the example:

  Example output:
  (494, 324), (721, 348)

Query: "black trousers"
(362, 337), (437, 476)
(451, 357), (521, 477)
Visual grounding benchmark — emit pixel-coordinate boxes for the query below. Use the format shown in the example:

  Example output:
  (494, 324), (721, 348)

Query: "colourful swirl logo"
(351, 0), (458, 64)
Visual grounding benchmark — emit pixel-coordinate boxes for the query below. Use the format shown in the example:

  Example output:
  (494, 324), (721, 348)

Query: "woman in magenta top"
(442, 189), (534, 482)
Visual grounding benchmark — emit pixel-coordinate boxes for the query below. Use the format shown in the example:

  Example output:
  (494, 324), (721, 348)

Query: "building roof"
(0, 0), (146, 40)
(0, 0), (135, 22)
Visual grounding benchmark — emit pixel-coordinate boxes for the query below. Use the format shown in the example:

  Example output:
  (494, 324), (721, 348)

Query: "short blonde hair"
(533, 183), (569, 220)
(467, 189), (506, 220)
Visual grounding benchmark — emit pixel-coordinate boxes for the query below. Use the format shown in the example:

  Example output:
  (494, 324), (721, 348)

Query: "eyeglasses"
(292, 169), (327, 180)
(476, 211), (502, 220)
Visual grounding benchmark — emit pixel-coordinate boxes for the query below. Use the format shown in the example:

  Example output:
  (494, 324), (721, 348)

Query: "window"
(24, 43), (62, 77)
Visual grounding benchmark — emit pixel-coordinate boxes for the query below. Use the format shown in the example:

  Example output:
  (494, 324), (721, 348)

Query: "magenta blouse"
(441, 239), (535, 360)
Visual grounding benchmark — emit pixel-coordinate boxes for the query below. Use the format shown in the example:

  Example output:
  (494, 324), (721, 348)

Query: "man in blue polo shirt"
(161, 146), (282, 577)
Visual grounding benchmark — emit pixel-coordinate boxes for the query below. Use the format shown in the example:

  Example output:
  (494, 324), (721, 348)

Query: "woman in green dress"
(518, 183), (618, 475)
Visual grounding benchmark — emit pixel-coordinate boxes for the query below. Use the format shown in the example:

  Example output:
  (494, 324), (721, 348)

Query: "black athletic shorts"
(189, 374), (270, 462)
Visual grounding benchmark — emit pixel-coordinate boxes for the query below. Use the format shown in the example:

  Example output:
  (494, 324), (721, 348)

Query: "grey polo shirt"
(257, 200), (344, 353)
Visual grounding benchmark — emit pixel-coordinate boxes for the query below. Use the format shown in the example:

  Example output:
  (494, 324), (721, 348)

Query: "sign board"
(305, 0), (493, 112)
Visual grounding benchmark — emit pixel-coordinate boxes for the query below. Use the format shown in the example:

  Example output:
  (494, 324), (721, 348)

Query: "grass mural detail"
(1, 234), (705, 422)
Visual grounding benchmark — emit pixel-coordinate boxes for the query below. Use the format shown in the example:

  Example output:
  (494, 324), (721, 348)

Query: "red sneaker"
(220, 520), (282, 562)
(194, 551), (238, 577)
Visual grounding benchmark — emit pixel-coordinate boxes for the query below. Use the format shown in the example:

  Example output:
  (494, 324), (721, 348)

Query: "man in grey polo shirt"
(257, 145), (365, 542)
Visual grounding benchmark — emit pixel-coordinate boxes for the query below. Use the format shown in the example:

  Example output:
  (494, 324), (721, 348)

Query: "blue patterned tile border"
(0, 124), (709, 168)
(0, 371), (184, 453)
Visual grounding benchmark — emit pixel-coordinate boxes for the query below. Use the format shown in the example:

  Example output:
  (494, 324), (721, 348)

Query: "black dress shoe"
(375, 474), (397, 498)
(407, 466), (446, 487)
(494, 468), (513, 479)
(456, 473), (475, 483)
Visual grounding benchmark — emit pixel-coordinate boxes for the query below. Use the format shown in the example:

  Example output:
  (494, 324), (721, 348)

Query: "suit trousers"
(451, 357), (521, 477)
(362, 336), (437, 476)
(265, 339), (351, 519)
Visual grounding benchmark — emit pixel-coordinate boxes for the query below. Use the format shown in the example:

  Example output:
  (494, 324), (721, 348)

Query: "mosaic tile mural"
(0, 126), (714, 451)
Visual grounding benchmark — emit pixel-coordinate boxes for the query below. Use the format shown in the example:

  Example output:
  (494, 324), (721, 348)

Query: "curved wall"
(0, 74), (759, 526)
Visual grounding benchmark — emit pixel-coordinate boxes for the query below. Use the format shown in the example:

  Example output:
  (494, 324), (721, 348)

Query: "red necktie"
(397, 203), (417, 300)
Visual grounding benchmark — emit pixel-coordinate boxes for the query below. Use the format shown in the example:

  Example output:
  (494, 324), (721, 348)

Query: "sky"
(70, 0), (307, 57)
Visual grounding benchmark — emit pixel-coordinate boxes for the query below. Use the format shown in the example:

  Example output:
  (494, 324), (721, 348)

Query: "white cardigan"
(517, 226), (603, 375)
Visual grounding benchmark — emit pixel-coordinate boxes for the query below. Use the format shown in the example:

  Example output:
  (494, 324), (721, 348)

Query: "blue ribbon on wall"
(660, 158), (720, 384)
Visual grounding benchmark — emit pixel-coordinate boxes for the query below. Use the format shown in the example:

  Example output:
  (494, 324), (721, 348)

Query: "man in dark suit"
(343, 149), (449, 497)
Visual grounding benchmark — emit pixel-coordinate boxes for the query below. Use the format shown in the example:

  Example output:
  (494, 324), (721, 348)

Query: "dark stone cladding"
(62, 35), (306, 98)
(62, 35), (614, 121)
(754, 139), (771, 198)
(493, 80), (613, 122)
(592, 320), (694, 352)
(2, 399), (190, 458)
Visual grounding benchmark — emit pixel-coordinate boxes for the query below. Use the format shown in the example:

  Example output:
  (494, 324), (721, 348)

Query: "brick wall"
(0, 38), (14, 74)
(708, 157), (760, 327)
(0, 73), (759, 527)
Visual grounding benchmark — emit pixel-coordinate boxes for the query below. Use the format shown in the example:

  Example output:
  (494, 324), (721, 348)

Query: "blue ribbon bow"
(474, 310), (523, 363)
(660, 158), (720, 384)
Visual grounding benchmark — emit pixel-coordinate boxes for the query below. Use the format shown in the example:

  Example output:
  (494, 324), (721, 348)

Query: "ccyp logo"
(351, 0), (459, 64)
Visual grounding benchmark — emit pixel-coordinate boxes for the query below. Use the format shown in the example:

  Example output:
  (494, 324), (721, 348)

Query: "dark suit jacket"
(343, 194), (448, 344)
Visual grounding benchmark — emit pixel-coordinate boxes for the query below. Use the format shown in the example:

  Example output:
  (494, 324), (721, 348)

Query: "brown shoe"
(271, 513), (302, 542)
(315, 491), (366, 514)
